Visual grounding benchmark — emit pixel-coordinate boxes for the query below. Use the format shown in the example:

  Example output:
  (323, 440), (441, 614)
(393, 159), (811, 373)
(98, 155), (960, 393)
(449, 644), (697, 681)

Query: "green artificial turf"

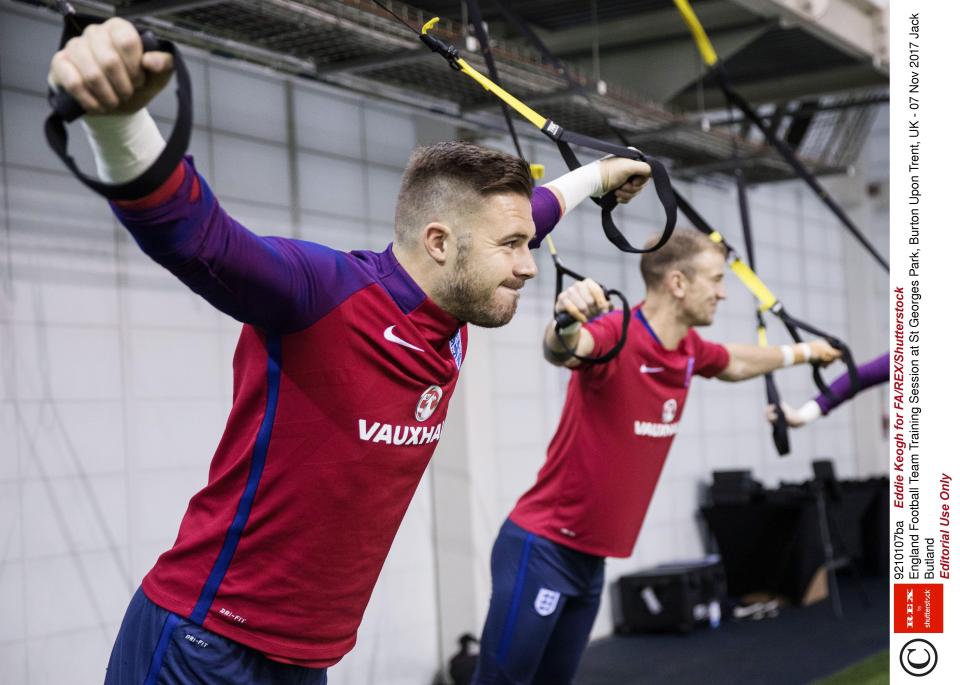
(811, 650), (889, 685)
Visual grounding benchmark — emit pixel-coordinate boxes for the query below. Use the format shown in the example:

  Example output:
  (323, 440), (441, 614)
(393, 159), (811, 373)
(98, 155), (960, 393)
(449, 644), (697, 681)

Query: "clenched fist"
(48, 17), (173, 116)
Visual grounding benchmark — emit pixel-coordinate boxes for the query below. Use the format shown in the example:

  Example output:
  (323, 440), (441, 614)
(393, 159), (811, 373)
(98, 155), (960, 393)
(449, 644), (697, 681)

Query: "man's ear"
(423, 222), (453, 265)
(665, 269), (687, 298)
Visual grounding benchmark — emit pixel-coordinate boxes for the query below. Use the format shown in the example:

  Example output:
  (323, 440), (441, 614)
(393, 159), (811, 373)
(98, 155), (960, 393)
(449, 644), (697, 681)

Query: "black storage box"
(614, 557), (727, 633)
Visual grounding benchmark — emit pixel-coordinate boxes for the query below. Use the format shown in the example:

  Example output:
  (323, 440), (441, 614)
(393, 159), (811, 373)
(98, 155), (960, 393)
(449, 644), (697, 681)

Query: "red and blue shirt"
(510, 305), (729, 559)
(112, 159), (561, 665)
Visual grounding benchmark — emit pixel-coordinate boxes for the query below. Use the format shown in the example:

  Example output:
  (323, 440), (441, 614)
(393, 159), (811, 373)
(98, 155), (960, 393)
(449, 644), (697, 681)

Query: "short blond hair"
(640, 228), (726, 290)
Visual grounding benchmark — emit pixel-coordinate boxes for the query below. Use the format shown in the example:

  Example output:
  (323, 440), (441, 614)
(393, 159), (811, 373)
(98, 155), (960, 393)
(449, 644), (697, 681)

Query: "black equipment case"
(614, 557), (727, 633)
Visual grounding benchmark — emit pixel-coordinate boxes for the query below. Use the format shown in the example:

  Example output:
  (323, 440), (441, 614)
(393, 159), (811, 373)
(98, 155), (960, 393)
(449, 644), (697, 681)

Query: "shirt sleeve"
(111, 157), (366, 333)
(572, 310), (626, 382)
(528, 186), (562, 249)
(582, 310), (625, 359)
(690, 330), (730, 378)
(815, 351), (890, 415)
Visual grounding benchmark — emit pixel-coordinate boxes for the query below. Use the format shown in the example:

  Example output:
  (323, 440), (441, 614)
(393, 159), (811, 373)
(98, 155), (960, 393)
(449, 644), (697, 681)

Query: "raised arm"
(49, 18), (347, 333)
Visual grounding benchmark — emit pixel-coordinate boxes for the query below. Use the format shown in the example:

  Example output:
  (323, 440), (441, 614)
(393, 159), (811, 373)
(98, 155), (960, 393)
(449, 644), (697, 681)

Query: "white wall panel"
(295, 86), (364, 158)
(211, 133), (290, 205)
(209, 64), (287, 143)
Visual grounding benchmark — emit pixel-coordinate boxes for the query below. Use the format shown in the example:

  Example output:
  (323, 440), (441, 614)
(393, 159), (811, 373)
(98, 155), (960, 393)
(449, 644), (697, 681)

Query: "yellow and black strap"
(417, 18), (677, 255)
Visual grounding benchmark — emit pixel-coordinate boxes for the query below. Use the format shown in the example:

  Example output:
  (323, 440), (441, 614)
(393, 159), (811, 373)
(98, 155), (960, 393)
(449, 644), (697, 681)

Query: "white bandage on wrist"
(797, 400), (823, 424)
(780, 345), (794, 368)
(80, 109), (166, 183)
(545, 160), (604, 215)
(558, 321), (582, 336)
(798, 343), (812, 362)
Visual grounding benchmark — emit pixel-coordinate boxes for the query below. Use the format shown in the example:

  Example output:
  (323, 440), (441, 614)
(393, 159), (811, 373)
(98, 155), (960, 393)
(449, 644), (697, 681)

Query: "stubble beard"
(435, 235), (519, 328)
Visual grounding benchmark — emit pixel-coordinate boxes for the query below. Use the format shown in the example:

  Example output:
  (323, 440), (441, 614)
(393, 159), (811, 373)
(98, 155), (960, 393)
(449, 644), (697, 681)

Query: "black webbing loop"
(550, 256), (630, 365)
(765, 371), (790, 455)
(775, 307), (860, 404)
(44, 12), (193, 201)
(554, 136), (676, 254)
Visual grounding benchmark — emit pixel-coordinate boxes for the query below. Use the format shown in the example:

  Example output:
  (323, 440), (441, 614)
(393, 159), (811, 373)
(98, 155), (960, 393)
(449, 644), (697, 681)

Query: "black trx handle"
(44, 10), (192, 201)
(776, 307), (860, 404)
(550, 254), (630, 365)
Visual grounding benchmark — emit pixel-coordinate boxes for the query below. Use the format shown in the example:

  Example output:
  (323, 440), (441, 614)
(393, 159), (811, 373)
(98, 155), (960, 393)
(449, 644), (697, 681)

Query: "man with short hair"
(472, 228), (842, 685)
(49, 17), (652, 684)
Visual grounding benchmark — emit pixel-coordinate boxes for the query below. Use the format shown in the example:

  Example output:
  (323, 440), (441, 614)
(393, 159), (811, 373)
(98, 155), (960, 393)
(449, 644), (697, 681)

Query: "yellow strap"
(757, 324), (768, 348)
(530, 163), (545, 180)
(544, 235), (558, 256)
(729, 259), (778, 311)
(457, 59), (548, 129)
(418, 20), (547, 128)
(672, 0), (719, 67)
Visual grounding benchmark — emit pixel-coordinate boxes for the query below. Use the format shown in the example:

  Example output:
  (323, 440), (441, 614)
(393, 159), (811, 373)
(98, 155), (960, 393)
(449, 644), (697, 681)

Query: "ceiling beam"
(536, 0), (755, 57)
(314, 48), (428, 76)
(726, 0), (888, 70)
(116, 0), (225, 18)
(672, 63), (887, 109)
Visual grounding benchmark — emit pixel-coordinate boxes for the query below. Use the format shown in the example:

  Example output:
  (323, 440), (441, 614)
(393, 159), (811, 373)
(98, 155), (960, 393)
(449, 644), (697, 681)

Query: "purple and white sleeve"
(814, 351), (890, 415)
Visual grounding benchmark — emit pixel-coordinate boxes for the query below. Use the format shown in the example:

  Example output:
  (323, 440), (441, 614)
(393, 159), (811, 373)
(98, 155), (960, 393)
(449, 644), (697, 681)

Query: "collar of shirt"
(362, 244), (463, 349)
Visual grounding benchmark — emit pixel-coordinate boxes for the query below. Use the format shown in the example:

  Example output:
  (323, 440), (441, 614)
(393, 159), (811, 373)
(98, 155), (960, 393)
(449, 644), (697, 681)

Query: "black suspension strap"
(455, 1), (631, 363)
(463, 0), (524, 161)
(44, 1), (193, 201)
(730, 111), (790, 455)
(407, 15), (677, 255)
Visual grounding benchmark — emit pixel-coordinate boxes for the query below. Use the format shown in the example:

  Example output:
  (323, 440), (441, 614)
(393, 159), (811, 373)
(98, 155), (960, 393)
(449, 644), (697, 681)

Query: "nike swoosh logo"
(640, 364), (664, 373)
(383, 325), (424, 352)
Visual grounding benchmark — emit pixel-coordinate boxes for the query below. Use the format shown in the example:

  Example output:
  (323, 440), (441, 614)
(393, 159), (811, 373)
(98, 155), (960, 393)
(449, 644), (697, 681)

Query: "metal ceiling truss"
(18, 0), (885, 183)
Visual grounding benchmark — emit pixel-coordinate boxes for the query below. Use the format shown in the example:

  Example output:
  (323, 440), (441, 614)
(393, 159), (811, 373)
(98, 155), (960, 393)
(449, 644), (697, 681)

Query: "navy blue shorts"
(472, 519), (605, 685)
(105, 587), (328, 685)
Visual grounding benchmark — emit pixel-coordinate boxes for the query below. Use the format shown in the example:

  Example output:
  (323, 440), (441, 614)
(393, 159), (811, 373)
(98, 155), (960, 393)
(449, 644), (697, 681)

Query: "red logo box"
(894, 584), (943, 633)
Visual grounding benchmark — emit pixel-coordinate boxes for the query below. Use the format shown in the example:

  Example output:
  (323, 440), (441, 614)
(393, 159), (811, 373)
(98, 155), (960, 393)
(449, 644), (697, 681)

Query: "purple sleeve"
(111, 159), (366, 333)
(528, 186), (562, 249)
(815, 351), (890, 414)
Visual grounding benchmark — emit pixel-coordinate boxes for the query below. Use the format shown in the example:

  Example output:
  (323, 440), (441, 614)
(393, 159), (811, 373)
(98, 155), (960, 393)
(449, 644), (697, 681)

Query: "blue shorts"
(105, 587), (328, 685)
(472, 519), (605, 685)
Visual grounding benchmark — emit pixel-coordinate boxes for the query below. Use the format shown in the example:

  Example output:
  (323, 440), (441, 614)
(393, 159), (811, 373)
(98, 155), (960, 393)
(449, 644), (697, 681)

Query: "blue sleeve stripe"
(188, 332), (283, 626)
(143, 612), (183, 685)
(496, 532), (535, 664)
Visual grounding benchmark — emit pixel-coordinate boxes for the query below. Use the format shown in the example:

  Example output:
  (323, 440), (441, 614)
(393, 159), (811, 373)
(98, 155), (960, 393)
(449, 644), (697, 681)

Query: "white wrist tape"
(799, 343), (812, 362)
(797, 400), (823, 424)
(558, 320), (582, 336)
(780, 345), (794, 368)
(80, 109), (166, 183)
(545, 160), (604, 215)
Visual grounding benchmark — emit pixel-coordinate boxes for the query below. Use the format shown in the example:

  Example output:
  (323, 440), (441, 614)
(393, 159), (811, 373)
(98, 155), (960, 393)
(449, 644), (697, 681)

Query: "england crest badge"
(534, 588), (561, 617)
